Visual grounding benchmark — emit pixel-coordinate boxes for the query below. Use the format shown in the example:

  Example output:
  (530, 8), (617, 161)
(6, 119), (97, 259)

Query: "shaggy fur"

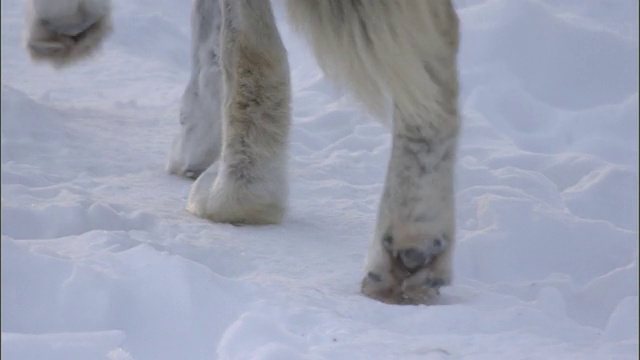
(187, 0), (291, 225)
(24, 0), (460, 304)
(286, 0), (459, 304)
(167, 0), (224, 179)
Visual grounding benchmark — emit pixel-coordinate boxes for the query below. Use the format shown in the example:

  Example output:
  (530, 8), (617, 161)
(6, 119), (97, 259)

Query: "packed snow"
(1, 0), (638, 359)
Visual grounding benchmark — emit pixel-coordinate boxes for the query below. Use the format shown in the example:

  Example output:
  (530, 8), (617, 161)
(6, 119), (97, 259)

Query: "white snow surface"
(1, 0), (638, 359)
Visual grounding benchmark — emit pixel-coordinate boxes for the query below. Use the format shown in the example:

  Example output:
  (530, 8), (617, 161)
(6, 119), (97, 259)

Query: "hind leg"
(168, 0), (224, 179)
(358, 5), (460, 304)
(361, 109), (458, 304)
(285, 0), (460, 303)
(187, 0), (291, 225)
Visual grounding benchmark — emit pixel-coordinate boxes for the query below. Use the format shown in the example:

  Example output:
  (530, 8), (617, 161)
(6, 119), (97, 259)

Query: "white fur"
(24, 0), (460, 304)
(167, 0), (224, 179)
(186, 0), (291, 225)
(286, 0), (459, 304)
(285, 1), (459, 119)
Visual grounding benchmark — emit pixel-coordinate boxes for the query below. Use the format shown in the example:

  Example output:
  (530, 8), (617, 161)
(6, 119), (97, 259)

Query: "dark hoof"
(184, 169), (204, 179)
(424, 277), (446, 289)
(367, 271), (382, 282)
(398, 248), (427, 269)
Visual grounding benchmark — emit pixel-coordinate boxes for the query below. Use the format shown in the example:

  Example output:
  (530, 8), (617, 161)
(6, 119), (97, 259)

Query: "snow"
(1, 0), (638, 359)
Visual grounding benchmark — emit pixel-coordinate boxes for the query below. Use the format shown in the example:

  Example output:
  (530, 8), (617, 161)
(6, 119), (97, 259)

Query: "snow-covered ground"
(1, 0), (638, 359)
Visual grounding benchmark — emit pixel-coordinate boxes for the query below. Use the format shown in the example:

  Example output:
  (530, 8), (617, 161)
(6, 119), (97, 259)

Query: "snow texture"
(1, 0), (638, 359)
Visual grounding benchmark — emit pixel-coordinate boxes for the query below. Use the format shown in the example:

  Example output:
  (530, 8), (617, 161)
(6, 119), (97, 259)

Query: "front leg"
(187, 0), (291, 225)
(361, 109), (459, 304)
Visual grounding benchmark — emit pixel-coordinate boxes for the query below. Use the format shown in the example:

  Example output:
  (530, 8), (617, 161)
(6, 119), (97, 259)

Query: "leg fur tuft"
(286, 0), (459, 119)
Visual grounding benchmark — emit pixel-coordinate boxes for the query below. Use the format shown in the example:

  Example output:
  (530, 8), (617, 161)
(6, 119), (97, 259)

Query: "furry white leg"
(167, 0), (224, 179)
(287, 0), (460, 304)
(25, 0), (112, 67)
(361, 111), (458, 304)
(187, 0), (291, 225)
